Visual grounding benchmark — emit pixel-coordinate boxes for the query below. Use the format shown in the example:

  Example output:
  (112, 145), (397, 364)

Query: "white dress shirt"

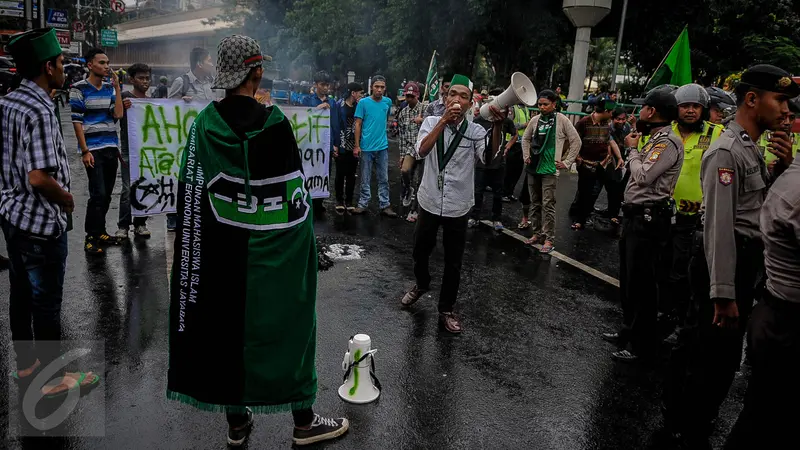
(414, 116), (487, 217)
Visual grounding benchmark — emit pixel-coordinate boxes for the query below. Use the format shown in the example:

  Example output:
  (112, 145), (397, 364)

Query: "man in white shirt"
(400, 74), (502, 333)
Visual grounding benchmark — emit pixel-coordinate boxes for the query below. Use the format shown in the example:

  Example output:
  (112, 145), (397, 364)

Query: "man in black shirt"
(333, 83), (363, 213)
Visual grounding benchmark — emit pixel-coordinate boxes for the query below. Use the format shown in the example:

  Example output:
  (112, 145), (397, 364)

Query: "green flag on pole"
(645, 26), (692, 90)
(425, 51), (439, 102)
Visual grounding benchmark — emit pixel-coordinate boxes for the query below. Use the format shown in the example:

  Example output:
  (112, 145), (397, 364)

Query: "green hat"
(449, 74), (474, 91)
(8, 28), (62, 67)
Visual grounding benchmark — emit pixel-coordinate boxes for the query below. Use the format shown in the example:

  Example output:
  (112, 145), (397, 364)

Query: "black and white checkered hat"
(212, 35), (263, 90)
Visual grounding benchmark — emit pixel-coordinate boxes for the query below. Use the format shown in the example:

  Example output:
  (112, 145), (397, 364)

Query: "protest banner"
(127, 99), (330, 217)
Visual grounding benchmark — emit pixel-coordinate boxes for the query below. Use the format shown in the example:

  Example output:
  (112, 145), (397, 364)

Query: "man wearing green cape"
(166, 34), (349, 447)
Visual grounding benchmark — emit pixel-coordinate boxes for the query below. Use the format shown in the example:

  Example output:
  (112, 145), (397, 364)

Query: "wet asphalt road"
(0, 109), (746, 449)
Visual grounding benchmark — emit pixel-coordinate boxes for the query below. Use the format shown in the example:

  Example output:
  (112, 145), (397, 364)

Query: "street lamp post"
(610, 0), (629, 92)
(562, 0), (612, 112)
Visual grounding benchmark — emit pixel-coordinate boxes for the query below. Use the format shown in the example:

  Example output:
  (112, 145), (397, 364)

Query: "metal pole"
(610, 0), (629, 92)
(37, 0), (44, 28)
(24, 0), (33, 30)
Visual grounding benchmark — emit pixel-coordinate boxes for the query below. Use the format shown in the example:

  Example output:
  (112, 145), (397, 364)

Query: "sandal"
(517, 220), (531, 230)
(525, 235), (541, 246)
(43, 371), (100, 399)
(610, 217), (621, 225)
(540, 241), (555, 254)
(335, 204), (345, 214)
(571, 223), (584, 230)
(11, 360), (41, 385)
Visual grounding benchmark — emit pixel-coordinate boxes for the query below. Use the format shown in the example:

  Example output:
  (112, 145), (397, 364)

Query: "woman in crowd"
(520, 90), (581, 253)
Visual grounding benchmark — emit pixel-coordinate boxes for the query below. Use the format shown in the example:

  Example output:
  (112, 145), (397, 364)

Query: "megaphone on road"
(480, 72), (537, 120)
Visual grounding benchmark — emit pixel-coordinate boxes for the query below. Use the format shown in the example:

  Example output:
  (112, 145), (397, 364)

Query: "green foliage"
(215, 0), (800, 95)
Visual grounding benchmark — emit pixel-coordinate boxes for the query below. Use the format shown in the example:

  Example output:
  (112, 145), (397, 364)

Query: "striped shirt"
(0, 79), (71, 236)
(69, 79), (119, 152)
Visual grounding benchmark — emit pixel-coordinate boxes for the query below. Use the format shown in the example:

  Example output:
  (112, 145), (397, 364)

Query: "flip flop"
(517, 221), (531, 230)
(525, 236), (541, 246)
(43, 372), (100, 399)
(571, 223), (584, 230)
(540, 242), (555, 254)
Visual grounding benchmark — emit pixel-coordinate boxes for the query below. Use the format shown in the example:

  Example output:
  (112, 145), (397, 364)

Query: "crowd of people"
(1, 28), (800, 449)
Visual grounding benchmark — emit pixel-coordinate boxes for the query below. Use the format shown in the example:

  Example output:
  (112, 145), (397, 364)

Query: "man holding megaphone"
(400, 74), (505, 334)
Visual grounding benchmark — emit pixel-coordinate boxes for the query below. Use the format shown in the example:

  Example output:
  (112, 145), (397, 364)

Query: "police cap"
(634, 87), (678, 120)
(632, 84), (678, 105)
(739, 64), (800, 97)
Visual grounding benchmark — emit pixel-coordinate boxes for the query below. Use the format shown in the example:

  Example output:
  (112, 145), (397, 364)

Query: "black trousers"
(569, 162), (607, 225)
(503, 143), (524, 197)
(85, 148), (119, 236)
(226, 407), (314, 427)
(334, 152), (359, 205)
(725, 291), (800, 450)
(658, 214), (697, 331)
(618, 211), (671, 356)
(472, 167), (504, 221)
(412, 207), (468, 313)
(662, 233), (763, 438)
(605, 169), (628, 219)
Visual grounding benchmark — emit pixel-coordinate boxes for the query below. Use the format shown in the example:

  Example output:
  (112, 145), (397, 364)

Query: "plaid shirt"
(0, 79), (71, 236)
(397, 101), (424, 156)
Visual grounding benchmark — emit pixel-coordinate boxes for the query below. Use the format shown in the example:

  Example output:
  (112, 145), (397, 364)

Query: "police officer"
(758, 96), (800, 175)
(725, 118), (800, 450)
(659, 84), (724, 340)
(706, 86), (736, 125)
(661, 64), (800, 447)
(603, 87), (683, 362)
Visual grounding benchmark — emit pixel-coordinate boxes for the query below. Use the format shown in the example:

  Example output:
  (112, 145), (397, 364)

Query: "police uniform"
(724, 146), (800, 450)
(614, 88), (684, 361)
(662, 64), (800, 443)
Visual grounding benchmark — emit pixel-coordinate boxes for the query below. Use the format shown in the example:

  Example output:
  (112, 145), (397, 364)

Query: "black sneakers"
(292, 414), (349, 446)
(227, 408), (253, 447)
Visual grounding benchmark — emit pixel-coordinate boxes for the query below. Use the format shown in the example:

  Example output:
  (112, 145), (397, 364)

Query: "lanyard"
(436, 119), (469, 172)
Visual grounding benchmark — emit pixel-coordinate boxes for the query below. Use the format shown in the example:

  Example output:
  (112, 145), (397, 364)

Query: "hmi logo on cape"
(207, 171), (310, 230)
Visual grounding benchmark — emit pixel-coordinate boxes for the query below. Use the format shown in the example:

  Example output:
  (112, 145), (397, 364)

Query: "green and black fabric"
(167, 95), (318, 413)
(526, 114), (556, 175)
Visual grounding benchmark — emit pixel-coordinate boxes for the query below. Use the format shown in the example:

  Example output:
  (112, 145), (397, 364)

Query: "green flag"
(646, 27), (692, 90)
(425, 51), (439, 102)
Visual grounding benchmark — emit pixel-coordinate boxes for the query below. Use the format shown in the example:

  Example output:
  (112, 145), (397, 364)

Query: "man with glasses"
(116, 63), (152, 239)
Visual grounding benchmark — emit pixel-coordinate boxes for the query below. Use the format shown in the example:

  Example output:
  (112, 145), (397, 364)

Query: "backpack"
(180, 74), (192, 97)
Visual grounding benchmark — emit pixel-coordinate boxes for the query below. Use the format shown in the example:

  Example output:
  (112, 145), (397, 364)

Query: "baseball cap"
(212, 35), (264, 90)
(404, 82), (419, 97)
(739, 64), (800, 97)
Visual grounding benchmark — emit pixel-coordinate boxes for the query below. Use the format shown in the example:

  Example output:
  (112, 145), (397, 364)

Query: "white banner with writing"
(126, 99), (330, 217)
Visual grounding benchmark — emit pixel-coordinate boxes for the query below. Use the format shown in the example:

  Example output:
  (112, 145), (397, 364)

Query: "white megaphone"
(338, 334), (381, 404)
(480, 72), (537, 121)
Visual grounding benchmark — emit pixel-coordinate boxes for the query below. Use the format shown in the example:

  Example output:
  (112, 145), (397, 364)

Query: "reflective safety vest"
(758, 132), (800, 165)
(505, 105), (530, 141)
(639, 121), (724, 214)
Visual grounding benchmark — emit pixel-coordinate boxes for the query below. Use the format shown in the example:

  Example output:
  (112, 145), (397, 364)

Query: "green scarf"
(167, 102), (318, 414)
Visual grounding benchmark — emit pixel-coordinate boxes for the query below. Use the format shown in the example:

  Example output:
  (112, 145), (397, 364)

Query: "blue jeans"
(1, 217), (68, 372)
(358, 148), (390, 209)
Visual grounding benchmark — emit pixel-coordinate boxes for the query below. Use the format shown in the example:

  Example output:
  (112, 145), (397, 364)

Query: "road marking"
(479, 220), (620, 288)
